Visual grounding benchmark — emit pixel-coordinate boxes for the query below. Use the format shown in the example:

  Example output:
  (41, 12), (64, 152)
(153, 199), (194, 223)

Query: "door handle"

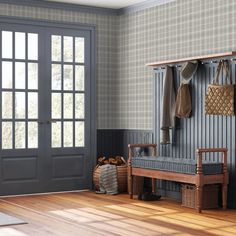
(38, 120), (57, 124)
(46, 120), (57, 124)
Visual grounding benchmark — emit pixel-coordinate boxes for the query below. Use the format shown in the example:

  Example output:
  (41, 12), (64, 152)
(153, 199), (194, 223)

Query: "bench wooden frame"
(128, 144), (229, 213)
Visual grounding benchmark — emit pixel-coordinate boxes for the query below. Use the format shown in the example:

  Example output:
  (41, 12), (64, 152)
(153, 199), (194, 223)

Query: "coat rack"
(146, 52), (236, 69)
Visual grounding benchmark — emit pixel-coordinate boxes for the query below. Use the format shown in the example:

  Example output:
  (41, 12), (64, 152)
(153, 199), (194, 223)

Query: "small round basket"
(93, 160), (127, 193)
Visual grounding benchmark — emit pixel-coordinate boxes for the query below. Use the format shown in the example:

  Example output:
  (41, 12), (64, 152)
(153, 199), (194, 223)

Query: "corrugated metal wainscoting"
(154, 61), (236, 209)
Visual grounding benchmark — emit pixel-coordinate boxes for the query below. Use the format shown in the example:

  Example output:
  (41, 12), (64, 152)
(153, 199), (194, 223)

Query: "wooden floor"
(0, 191), (236, 236)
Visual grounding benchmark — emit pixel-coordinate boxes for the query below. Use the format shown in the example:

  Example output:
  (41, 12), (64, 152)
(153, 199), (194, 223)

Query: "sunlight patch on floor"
(105, 219), (158, 235)
(205, 228), (236, 236)
(105, 204), (151, 216)
(90, 221), (140, 236)
(50, 209), (92, 223)
(175, 212), (235, 227)
(78, 207), (123, 219)
(119, 218), (181, 235)
(150, 215), (206, 230)
(164, 213), (235, 228)
(132, 202), (179, 213)
(50, 207), (124, 224)
(0, 228), (29, 236)
(67, 208), (108, 221)
(150, 212), (236, 236)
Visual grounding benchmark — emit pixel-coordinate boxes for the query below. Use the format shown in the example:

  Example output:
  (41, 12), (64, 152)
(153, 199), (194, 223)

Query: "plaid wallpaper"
(117, 0), (236, 130)
(0, 2), (118, 129)
(1, 0), (236, 129)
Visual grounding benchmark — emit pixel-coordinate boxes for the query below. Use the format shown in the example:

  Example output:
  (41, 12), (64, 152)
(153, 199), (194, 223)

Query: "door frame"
(0, 16), (97, 190)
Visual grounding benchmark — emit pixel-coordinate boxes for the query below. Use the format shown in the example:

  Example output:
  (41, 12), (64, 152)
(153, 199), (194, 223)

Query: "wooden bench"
(128, 144), (229, 213)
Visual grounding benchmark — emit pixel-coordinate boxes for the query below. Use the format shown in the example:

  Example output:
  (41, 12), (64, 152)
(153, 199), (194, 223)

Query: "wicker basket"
(93, 163), (127, 193)
(182, 184), (219, 209)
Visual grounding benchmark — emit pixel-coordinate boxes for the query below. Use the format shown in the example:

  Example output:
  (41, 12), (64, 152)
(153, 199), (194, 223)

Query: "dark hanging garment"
(175, 83), (192, 118)
(160, 66), (176, 144)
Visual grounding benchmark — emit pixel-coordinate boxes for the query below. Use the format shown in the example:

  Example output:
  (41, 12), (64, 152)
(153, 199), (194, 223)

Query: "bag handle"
(222, 61), (231, 84)
(213, 61), (222, 84)
(213, 61), (231, 85)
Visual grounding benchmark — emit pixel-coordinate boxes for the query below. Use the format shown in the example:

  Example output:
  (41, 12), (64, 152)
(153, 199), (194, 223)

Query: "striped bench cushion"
(131, 156), (222, 175)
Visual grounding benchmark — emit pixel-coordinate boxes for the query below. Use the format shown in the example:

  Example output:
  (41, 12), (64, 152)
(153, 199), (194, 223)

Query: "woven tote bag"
(205, 61), (234, 115)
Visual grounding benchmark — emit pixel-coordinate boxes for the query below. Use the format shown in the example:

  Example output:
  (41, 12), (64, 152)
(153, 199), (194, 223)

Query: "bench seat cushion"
(131, 156), (222, 175)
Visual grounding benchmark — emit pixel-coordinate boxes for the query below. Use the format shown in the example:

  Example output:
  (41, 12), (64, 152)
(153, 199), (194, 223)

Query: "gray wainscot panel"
(2, 157), (37, 181)
(53, 155), (85, 179)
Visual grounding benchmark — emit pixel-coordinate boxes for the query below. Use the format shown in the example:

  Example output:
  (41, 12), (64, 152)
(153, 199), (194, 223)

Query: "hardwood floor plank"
(0, 191), (236, 235)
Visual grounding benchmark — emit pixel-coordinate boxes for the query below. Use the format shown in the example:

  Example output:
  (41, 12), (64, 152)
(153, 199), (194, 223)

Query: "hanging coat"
(160, 66), (175, 144)
(175, 83), (192, 118)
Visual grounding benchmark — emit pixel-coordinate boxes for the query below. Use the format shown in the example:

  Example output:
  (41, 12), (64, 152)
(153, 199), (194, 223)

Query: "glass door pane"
(1, 30), (39, 149)
(51, 34), (85, 148)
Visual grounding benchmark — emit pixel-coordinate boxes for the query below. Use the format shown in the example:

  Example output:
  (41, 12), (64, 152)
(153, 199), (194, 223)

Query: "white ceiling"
(46, 0), (148, 9)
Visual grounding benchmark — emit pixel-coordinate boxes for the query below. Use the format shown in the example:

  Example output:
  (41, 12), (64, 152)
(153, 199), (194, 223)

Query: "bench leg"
(222, 184), (228, 210)
(196, 185), (203, 213)
(129, 175), (133, 199)
(152, 178), (156, 193)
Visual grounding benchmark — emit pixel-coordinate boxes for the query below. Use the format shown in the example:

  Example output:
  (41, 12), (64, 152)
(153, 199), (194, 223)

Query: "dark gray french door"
(0, 21), (95, 195)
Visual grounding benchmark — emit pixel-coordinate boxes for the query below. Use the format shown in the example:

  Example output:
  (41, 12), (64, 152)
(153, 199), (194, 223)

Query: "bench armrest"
(196, 148), (228, 174)
(197, 148), (227, 154)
